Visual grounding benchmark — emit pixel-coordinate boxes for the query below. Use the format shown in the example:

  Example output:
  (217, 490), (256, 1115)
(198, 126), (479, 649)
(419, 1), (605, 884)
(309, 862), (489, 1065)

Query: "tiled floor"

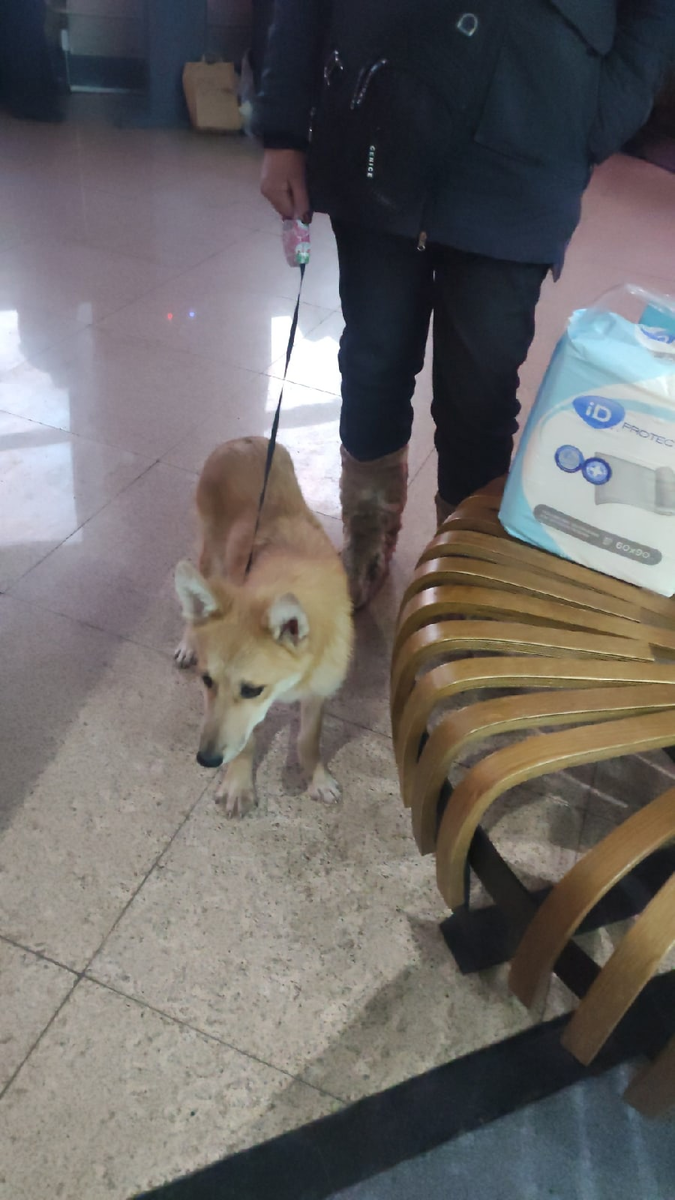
(1, 115), (675, 1198)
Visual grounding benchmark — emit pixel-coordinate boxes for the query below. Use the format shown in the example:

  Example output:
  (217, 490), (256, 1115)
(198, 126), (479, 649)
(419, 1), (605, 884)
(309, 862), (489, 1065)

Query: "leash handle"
(245, 261), (306, 575)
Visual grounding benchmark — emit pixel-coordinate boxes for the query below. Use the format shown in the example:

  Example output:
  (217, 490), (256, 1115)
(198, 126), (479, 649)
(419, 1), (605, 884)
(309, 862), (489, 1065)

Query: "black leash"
(245, 261), (306, 576)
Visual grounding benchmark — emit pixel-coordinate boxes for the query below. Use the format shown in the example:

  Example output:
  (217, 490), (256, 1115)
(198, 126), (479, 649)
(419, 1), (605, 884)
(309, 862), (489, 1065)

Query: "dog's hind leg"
(215, 735), (257, 819)
(299, 696), (340, 804)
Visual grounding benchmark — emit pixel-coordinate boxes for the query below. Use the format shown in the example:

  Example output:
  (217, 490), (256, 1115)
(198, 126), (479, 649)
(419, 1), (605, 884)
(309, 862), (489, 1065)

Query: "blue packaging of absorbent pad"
(500, 285), (675, 595)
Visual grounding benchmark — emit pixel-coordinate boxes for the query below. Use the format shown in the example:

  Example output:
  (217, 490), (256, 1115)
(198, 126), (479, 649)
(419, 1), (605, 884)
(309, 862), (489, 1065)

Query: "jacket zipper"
(417, 230), (428, 252)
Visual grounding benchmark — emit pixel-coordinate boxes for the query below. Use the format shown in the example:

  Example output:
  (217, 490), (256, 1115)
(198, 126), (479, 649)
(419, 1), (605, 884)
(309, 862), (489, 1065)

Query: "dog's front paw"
(174, 638), (197, 670)
(215, 783), (257, 820)
(308, 767), (341, 805)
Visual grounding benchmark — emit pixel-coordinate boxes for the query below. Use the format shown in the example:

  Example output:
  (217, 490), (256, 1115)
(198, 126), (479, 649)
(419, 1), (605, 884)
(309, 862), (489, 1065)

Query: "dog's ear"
(175, 561), (221, 623)
(266, 594), (309, 649)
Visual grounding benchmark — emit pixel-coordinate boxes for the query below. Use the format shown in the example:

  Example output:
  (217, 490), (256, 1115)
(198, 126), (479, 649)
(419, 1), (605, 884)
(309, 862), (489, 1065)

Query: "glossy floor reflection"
(1, 115), (675, 1199)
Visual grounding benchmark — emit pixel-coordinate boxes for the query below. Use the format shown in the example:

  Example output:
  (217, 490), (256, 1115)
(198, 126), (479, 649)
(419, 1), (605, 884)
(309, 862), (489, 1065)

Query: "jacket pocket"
(473, 5), (606, 169)
(588, 64), (659, 165)
(308, 52), (453, 223)
(549, 0), (658, 164)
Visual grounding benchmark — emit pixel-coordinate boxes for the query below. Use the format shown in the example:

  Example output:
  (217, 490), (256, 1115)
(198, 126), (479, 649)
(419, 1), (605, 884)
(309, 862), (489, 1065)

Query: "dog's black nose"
(196, 750), (223, 769)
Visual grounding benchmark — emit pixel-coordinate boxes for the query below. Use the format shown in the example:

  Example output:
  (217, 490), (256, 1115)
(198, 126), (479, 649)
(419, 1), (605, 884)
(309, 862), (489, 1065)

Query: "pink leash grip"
(281, 218), (311, 267)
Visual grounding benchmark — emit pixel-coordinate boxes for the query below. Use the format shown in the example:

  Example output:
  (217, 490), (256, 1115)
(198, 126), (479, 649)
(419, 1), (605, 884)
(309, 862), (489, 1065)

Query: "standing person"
(0, 0), (60, 120)
(256, 1), (675, 609)
(0, 0), (62, 122)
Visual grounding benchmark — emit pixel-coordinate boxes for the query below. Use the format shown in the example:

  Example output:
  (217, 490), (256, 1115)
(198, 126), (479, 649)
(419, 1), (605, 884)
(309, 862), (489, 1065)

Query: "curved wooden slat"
(395, 591), (603, 665)
(434, 709), (675, 909)
(418, 530), (530, 568)
(393, 587), (663, 667)
(623, 1034), (675, 1117)
(404, 558), (645, 625)
(390, 619), (654, 732)
(436, 512), (508, 538)
(561, 874), (675, 1065)
(402, 571), (675, 661)
(508, 787), (675, 1009)
(396, 663), (675, 806)
(411, 687), (675, 855)
(416, 531), (675, 622)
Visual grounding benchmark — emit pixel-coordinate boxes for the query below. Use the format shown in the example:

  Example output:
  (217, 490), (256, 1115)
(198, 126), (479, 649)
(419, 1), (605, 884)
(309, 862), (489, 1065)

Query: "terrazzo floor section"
(1, 112), (675, 1197)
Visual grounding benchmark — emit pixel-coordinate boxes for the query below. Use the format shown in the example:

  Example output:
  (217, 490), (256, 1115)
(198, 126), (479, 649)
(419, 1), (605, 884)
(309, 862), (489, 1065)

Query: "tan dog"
(174, 436), (353, 817)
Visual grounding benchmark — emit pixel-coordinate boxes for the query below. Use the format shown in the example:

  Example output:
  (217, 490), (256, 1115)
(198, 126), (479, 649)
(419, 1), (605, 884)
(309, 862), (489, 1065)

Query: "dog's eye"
(202, 674), (214, 689)
(240, 682), (264, 700)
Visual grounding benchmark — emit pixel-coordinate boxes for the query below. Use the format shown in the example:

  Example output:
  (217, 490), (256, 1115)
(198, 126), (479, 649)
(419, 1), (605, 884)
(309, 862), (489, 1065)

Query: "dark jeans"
(332, 219), (548, 506)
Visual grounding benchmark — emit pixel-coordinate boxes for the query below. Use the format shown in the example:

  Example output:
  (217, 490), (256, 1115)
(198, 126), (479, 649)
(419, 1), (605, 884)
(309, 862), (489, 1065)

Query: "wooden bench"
(391, 479), (675, 1116)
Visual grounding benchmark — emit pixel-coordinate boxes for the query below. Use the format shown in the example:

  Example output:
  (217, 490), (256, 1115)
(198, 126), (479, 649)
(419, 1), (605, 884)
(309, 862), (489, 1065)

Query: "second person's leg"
(332, 219), (434, 607)
(431, 249), (548, 518)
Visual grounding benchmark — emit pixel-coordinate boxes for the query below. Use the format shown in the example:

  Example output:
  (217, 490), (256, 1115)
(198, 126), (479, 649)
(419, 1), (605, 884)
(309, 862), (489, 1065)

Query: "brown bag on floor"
(182, 59), (243, 133)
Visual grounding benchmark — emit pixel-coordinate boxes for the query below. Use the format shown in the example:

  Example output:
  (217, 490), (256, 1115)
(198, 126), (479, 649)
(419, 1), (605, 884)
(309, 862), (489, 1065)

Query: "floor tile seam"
(0, 312), (90, 373)
(156, 368), (271, 466)
(584, 774), (672, 809)
(575, 801), (594, 864)
(0, 230), (55, 267)
(264, 306), (344, 376)
(459, 766), (641, 820)
(311, 508), (341, 523)
(68, 231), (261, 332)
(80, 179), (259, 203)
(0, 403), (159, 465)
(155, 460), (200, 478)
(0, 588), (389, 737)
(0, 590), (177, 663)
(78, 777), (219, 980)
(74, 179), (270, 212)
(79, 237), (334, 329)
(42, 230), (203, 289)
(572, 248), (675, 288)
(261, 368), (340, 402)
(0, 324), (258, 398)
(79, 973), (348, 1106)
(0, 931), (81, 977)
(62, 223), (253, 275)
(0, 975), (81, 1104)
(0, 230), (38, 257)
(2, 456), (159, 595)
(0, 781), (210, 982)
(0, 591), (397, 742)
(323, 706), (392, 743)
(407, 448), (435, 486)
(0, 336), (267, 446)
(0, 232), (196, 328)
(454, 755), (596, 795)
(84, 299), (331, 374)
(217, 277), (328, 308)
(264, 371), (338, 398)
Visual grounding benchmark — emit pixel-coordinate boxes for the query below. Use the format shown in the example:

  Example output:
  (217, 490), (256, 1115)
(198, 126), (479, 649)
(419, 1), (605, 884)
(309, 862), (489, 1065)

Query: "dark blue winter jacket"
(257, 0), (675, 264)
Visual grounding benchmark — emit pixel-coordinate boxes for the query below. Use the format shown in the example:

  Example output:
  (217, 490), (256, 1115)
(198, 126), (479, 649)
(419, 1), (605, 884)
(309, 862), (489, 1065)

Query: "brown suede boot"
(340, 445), (408, 609)
(435, 493), (456, 529)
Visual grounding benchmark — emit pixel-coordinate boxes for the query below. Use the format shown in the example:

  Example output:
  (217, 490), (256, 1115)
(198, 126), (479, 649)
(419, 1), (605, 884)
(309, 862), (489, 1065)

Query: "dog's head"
(175, 560), (310, 768)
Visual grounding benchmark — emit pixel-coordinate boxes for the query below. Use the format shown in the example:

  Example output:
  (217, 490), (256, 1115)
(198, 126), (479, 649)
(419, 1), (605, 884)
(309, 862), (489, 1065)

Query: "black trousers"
(332, 219), (548, 506)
